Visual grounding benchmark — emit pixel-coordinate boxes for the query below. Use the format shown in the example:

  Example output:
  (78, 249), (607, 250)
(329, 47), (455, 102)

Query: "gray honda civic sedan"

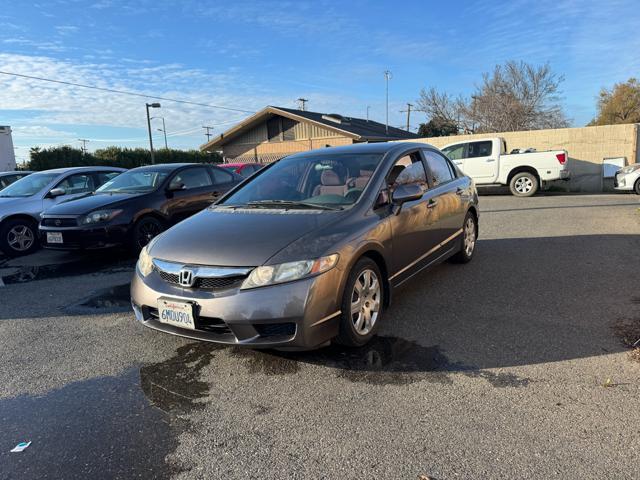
(131, 142), (479, 350)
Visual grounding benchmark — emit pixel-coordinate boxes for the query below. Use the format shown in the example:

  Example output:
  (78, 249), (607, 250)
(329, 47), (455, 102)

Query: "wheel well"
(507, 166), (539, 184)
(0, 214), (39, 230)
(360, 250), (391, 307)
(134, 212), (166, 227)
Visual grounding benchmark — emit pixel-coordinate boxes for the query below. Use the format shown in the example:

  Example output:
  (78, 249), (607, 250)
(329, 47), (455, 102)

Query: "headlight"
(137, 244), (154, 277)
(80, 209), (123, 225)
(241, 254), (339, 289)
(620, 164), (640, 174)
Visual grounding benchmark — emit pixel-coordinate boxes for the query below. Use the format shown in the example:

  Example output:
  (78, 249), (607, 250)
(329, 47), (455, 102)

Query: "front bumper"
(613, 173), (634, 191)
(39, 222), (130, 250)
(130, 265), (344, 350)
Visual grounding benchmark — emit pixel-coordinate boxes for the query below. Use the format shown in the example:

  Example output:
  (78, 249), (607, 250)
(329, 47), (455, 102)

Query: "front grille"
(154, 266), (245, 290)
(41, 217), (77, 227)
(147, 307), (232, 335)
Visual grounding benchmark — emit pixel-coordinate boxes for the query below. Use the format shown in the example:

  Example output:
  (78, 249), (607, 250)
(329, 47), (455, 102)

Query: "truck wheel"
(509, 172), (538, 197)
(0, 218), (39, 257)
(634, 179), (640, 195)
(335, 257), (384, 347)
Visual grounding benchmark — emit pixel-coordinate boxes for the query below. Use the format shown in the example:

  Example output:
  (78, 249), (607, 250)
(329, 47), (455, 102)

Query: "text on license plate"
(158, 299), (195, 330)
(46, 232), (63, 244)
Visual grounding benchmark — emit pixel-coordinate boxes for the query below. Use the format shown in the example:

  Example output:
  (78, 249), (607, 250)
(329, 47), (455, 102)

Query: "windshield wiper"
(246, 200), (343, 211)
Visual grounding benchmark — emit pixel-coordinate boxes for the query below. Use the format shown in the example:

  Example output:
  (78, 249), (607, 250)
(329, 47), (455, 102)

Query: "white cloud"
(12, 126), (76, 138)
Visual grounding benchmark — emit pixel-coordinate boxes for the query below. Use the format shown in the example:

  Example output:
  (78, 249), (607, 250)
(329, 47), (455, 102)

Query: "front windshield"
(222, 153), (382, 208)
(0, 172), (58, 197)
(97, 170), (169, 193)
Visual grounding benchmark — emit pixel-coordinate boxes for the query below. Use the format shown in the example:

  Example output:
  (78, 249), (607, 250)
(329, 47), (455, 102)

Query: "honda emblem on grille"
(54, 219), (62, 226)
(178, 268), (195, 287)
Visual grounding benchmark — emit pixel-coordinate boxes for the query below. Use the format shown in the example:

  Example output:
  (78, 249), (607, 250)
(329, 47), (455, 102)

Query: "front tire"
(450, 211), (477, 264)
(335, 258), (384, 347)
(634, 178), (640, 195)
(509, 172), (539, 197)
(132, 216), (164, 251)
(0, 219), (39, 257)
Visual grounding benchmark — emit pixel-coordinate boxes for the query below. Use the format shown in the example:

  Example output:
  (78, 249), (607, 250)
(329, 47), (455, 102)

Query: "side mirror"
(167, 182), (185, 192)
(48, 187), (66, 198)
(392, 183), (423, 204)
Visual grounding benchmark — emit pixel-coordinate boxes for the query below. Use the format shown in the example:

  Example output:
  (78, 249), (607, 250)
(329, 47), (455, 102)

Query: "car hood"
(43, 192), (143, 215)
(150, 206), (344, 267)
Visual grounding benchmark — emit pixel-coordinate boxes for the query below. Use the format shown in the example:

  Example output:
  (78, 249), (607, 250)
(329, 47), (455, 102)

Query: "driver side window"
(56, 173), (95, 195)
(387, 152), (428, 190)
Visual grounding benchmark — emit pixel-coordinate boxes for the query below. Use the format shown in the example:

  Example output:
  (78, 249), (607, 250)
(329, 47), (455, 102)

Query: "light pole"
(383, 70), (392, 134)
(152, 116), (168, 149)
(366, 105), (370, 122)
(145, 102), (161, 163)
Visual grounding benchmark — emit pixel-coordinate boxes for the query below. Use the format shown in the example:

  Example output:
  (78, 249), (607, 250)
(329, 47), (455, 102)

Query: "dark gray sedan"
(131, 142), (479, 350)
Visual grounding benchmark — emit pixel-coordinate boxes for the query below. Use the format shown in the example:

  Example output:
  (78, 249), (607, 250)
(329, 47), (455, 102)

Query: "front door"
(460, 140), (497, 182)
(164, 167), (216, 224)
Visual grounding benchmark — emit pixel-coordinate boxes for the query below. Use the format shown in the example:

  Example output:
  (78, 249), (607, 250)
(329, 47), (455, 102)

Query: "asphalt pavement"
(0, 193), (639, 479)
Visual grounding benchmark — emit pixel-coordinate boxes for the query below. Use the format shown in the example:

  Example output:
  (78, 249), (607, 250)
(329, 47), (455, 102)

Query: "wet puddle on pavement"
(0, 343), (217, 479)
(0, 254), (134, 287)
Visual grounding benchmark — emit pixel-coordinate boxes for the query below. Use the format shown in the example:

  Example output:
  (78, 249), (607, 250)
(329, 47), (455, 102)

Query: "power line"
(0, 70), (255, 114)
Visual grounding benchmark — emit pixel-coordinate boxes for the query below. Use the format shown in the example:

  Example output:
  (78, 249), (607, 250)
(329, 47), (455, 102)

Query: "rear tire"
(450, 211), (477, 264)
(132, 216), (164, 252)
(0, 218), (39, 257)
(335, 257), (384, 347)
(634, 178), (640, 195)
(509, 172), (539, 197)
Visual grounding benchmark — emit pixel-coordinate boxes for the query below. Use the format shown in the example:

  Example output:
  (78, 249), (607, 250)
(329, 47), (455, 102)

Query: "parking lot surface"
(1, 194), (639, 479)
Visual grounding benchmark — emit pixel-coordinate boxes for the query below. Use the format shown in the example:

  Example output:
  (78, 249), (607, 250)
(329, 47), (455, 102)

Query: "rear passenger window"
(467, 141), (492, 158)
(57, 173), (95, 194)
(210, 167), (235, 184)
(424, 151), (455, 186)
(387, 152), (428, 189)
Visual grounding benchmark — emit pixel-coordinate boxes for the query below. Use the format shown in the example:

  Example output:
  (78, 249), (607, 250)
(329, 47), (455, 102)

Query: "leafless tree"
(416, 61), (570, 134)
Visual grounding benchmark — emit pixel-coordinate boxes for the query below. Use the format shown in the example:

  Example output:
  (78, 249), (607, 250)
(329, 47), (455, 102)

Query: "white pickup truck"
(441, 137), (570, 196)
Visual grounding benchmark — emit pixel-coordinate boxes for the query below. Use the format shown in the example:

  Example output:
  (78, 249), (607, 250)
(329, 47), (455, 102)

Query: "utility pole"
(146, 102), (161, 164)
(157, 118), (168, 149)
(399, 103), (413, 131)
(383, 70), (392, 134)
(296, 98), (308, 111)
(366, 105), (370, 122)
(78, 139), (89, 155)
(202, 126), (214, 142)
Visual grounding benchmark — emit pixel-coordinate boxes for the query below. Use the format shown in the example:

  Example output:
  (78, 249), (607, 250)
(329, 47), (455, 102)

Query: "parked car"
(39, 163), (243, 251)
(219, 162), (264, 178)
(131, 142), (479, 350)
(614, 163), (640, 194)
(0, 171), (32, 190)
(441, 137), (570, 196)
(0, 166), (125, 256)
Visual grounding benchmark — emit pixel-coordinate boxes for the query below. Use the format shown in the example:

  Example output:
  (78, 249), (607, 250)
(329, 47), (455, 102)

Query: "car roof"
(221, 162), (259, 167)
(37, 166), (126, 174)
(0, 171), (32, 176)
(130, 163), (201, 172)
(285, 141), (436, 159)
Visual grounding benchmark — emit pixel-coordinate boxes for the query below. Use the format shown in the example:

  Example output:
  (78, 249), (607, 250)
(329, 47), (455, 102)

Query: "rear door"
(422, 149), (466, 242)
(460, 140), (497, 182)
(209, 166), (240, 200)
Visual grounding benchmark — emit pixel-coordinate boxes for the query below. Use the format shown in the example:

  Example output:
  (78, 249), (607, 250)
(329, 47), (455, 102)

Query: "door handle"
(211, 191), (221, 197)
(427, 199), (439, 208)
(486, 158), (496, 162)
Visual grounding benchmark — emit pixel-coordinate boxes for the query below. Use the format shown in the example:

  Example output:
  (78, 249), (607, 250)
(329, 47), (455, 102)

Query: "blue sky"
(1, 0), (639, 164)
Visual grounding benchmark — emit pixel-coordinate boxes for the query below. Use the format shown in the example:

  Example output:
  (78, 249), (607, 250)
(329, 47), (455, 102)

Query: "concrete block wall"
(405, 124), (639, 192)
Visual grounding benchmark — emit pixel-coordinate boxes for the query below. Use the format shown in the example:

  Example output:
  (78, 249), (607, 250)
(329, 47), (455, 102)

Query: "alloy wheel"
(137, 221), (162, 249)
(464, 216), (476, 257)
(7, 225), (35, 252)
(514, 176), (533, 194)
(350, 269), (381, 336)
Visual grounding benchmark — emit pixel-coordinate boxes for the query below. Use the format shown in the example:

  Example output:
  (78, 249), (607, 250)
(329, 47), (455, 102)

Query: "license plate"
(157, 299), (195, 330)
(46, 232), (63, 244)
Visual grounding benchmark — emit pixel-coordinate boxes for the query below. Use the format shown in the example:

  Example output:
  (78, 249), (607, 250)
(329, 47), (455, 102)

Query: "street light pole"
(154, 117), (168, 149)
(145, 102), (161, 164)
(384, 70), (392, 134)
